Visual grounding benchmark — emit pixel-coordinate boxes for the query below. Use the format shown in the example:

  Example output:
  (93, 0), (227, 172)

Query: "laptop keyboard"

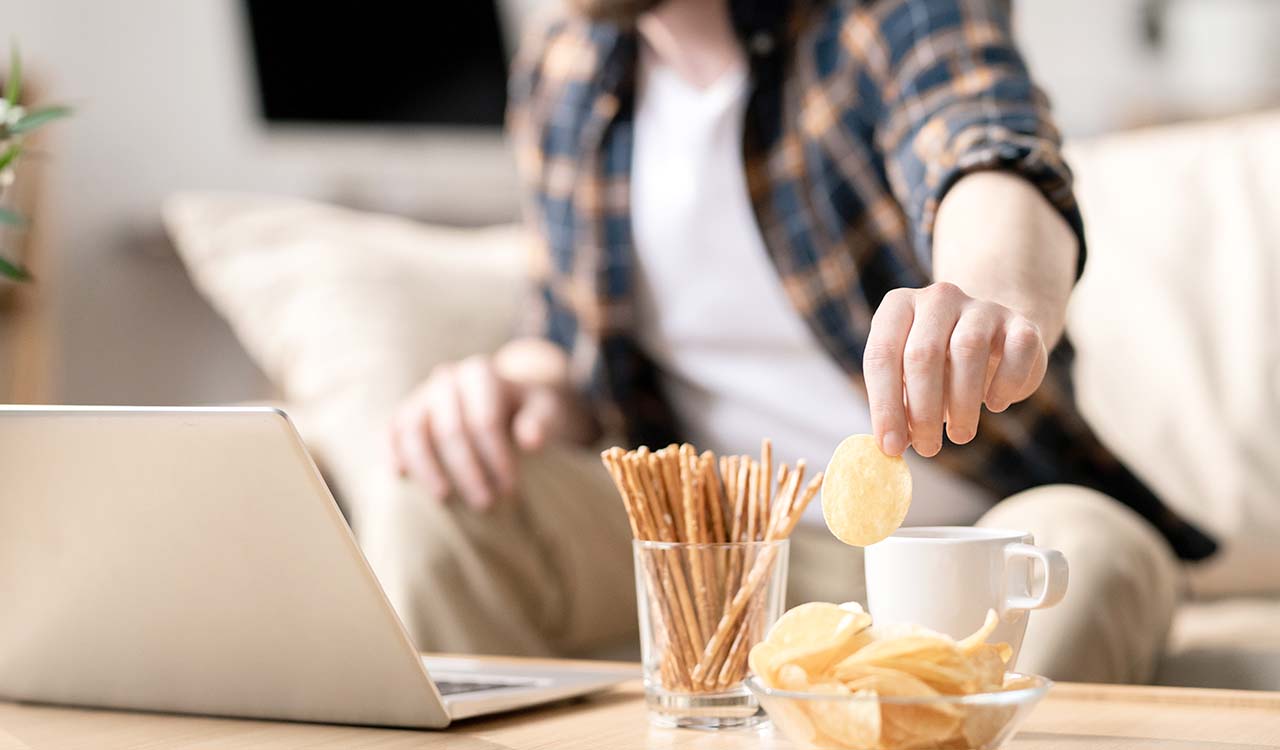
(434, 678), (538, 696)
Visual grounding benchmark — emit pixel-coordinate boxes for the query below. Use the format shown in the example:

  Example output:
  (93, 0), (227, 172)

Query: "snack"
(748, 602), (872, 685)
(821, 434), (912, 546)
(751, 605), (1028, 749)
(601, 439), (823, 693)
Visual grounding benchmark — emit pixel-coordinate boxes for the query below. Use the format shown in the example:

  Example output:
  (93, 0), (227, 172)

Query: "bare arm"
(864, 172), (1080, 458)
(849, 0), (1085, 459)
(933, 171), (1078, 348)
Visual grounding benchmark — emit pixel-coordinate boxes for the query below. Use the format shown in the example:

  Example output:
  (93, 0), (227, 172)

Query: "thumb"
(512, 387), (562, 452)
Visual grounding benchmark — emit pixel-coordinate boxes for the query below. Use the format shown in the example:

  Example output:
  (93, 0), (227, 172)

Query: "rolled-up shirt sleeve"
(850, 0), (1086, 277)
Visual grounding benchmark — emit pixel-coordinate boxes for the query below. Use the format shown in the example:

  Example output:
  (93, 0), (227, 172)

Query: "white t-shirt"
(630, 48), (995, 526)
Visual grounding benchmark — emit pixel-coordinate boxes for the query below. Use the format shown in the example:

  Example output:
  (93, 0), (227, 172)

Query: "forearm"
(932, 172), (1079, 347)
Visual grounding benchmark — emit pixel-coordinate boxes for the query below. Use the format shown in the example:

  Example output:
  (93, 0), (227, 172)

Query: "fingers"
(945, 305), (999, 445)
(388, 355), (523, 511)
(902, 283), (964, 457)
(456, 356), (517, 497)
(986, 319), (1047, 412)
(512, 387), (562, 452)
(391, 392), (449, 499)
(864, 288), (914, 456)
(426, 367), (497, 509)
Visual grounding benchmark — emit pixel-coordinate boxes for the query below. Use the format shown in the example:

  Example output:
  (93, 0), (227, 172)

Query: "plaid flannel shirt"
(507, 0), (1215, 560)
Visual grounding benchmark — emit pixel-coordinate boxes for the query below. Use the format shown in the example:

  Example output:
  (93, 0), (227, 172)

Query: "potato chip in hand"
(821, 434), (912, 546)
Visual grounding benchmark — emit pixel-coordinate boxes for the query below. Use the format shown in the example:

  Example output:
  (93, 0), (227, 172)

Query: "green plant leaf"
(11, 105), (72, 134)
(0, 142), (20, 171)
(5, 43), (20, 106)
(0, 253), (30, 281)
(0, 206), (27, 226)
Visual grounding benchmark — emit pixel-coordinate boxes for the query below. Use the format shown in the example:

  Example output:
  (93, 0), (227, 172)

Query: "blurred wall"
(5, 0), (1279, 406)
(7, 0), (521, 404)
(1018, 0), (1280, 135)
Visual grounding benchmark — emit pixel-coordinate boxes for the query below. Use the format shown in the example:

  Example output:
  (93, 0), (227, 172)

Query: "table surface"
(2, 658), (1279, 750)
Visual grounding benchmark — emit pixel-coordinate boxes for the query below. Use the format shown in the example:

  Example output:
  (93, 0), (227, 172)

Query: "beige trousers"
(360, 446), (1181, 683)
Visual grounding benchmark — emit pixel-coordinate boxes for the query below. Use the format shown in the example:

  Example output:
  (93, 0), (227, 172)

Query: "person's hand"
(389, 353), (582, 509)
(864, 282), (1048, 458)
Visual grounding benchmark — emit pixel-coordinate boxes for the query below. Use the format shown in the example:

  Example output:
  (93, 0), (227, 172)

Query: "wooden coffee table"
(1, 663), (1278, 749)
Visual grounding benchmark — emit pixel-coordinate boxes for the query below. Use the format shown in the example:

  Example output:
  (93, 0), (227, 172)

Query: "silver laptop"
(0, 406), (633, 728)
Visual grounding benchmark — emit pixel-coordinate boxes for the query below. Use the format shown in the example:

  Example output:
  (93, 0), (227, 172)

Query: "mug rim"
(873, 526), (1030, 543)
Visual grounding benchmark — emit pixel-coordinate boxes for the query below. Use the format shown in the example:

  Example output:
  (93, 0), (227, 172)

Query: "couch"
(163, 110), (1280, 690)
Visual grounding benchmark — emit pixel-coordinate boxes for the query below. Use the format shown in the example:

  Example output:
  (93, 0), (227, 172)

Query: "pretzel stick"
(716, 608), (755, 688)
(697, 453), (725, 618)
(701, 452), (727, 543)
(678, 444), (713, 647)
(717, 457), (733, 540)
(658, 448), (687, 541)
(717, 595), (761, 688)
(639, 451), (680, 540)
(717, 456), (737, 596)
(633, 457), (703, 672)
(769, 464), (791, 539)
(621, 454), (703, 676)
(639, 448), (675, 536)
(602, 451), (693, 689)
(692, 472), (824, 685)
(721, 457), (750, 615)
(719, 456), (735, 520)
(768, 461), (804, 539)
(760, 439), (772, 541)
(635, 453), (705, 670)
(717, 466), (804, 685)
(604, 444), (821, 694)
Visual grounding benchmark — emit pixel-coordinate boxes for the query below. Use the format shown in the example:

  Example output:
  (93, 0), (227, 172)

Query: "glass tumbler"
(633, 538), (789, 729)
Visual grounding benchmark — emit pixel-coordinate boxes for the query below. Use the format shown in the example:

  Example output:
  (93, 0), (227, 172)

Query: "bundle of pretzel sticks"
(601, 440), (823, 693)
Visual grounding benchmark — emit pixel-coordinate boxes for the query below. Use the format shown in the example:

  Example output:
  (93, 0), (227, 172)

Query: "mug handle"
(1003, 543), (1069, 612)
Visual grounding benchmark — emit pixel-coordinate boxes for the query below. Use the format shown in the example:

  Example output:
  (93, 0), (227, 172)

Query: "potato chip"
(754, 603), (1028, 749)
(838, 634), (959, 665)
(881, 702), (964, 748)
(957, 609), (1001, 653)
(842, 669), (944, 701)
(760, 692), (821, 744)
(866, 656), (976, 695)
(805, 686), (881, 749)
(1001, 674), (1038, 692)
(821, 434), (912, 546)
(961, 700), (1019, 749)
(777, 663), (815, 691)
(969, 643), (1008, 692)
(749, 602), (872, 686)
(842, 667), (962, 744)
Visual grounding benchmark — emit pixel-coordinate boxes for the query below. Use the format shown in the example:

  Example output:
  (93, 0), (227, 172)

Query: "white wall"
(1018, 0), (1280, 135)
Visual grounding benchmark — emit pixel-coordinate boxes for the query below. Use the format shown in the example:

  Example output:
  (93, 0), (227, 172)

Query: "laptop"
(0, 406), (634, 728)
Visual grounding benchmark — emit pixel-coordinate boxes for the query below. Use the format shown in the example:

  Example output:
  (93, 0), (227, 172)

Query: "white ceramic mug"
(863, 527), (1068, 668)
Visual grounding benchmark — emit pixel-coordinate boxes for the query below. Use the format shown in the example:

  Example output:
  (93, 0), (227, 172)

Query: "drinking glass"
(633, 538), (789, 729)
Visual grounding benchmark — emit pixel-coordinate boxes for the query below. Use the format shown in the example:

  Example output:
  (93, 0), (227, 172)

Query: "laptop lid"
(0, 406), (450, 728)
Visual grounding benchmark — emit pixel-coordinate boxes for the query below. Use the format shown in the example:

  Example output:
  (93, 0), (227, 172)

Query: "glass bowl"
(746, 672), (1051, 749)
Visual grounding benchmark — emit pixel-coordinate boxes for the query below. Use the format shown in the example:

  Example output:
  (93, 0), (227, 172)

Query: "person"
(384, 0), (1216, 682)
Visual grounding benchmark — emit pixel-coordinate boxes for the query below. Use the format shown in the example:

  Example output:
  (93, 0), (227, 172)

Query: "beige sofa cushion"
(162, 193), (526, 531)
(1065, 110), (1280, 597)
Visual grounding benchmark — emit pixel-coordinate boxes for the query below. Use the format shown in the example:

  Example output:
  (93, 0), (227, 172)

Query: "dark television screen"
(243, 1), (510, 126)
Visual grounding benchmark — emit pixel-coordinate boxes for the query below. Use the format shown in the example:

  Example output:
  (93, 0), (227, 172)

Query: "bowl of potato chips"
(745, 602), (1051, 749)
